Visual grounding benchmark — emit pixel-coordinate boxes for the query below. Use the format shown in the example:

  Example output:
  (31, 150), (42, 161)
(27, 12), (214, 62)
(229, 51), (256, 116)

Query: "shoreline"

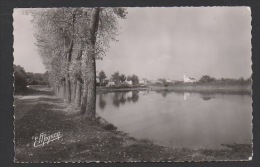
(97, 84), (251, 95)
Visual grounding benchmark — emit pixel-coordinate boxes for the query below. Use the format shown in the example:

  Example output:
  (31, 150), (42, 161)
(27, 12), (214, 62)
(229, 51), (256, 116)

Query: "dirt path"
(14, 86), (252, 162)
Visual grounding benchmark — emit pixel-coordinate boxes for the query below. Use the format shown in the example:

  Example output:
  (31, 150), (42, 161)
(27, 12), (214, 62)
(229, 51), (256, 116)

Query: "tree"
(80, 8), (100, 116)
(131, 74), (139, 85)
(14, 65), (28, 92)
(127, 75), (132, 81)
(81, 8), (127, 117)
(199, 75), (215, 83)
(111, 71), (120, 85)
(119, 74), (126, 83)
(30, 8), (79, 102)
(158, 78), (168, 86)
(98, 71), (107, 86)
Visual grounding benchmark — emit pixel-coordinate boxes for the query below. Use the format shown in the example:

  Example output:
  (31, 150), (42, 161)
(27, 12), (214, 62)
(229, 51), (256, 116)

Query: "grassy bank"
(97, 84), (251, 95)
(14, 86), (252, 162)
(97, 86), (148, 93)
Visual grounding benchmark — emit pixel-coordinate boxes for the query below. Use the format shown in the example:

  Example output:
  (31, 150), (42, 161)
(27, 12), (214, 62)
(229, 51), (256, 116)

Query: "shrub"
(103, 123), (117, 131)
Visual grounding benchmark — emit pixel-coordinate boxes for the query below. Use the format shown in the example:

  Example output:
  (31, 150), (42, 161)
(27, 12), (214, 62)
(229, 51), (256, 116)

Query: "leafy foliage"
(29, 8), (127, 86)
(111, 71), (121, 84)
(98, 70), (107, 86)
(14, 64), (49, 92)
(24, 8), (127, 115)
(131, 74), (139, 85)
(14, 65), (28, 92)
(199, 75), (216, 83)
(119, 74), (126, 83)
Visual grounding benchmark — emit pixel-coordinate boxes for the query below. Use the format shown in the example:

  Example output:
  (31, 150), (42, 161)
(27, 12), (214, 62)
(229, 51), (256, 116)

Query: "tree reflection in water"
(99, 91), (140, 109)
(155, 90), (170, 98)
(114, 91), (139, 107)
(201, 96), (215, 101)
(99, 94), (107, 110)
(112, 92), (121, 107)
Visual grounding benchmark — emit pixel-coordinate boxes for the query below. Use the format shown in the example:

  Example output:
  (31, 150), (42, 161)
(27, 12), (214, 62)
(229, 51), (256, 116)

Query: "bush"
(199, 75), (216, 84)
(14, 65), (28, 92)
(103, 123), (117, 131)
(14, 75), (27, 92)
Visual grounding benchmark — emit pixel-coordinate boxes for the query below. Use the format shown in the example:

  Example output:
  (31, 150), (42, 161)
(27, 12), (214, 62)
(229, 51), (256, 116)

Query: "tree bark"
(86, 52), (96, 117)
(65, 74), (71, 102)
(81, 81), (88, 114)
(71, 77), (77, 103)
(85, 8), (100, 118)
(80, 8), (100, 117)
(63, 81), (66, 98)
(57, 85), (60, 97)
(65, 13), (76, 103)
(74, 79), (82, 106)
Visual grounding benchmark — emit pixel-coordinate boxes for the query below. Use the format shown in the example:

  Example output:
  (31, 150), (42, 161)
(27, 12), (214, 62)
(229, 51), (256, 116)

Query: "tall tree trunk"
(56, 85), (59, 96)
(66, 74), (71, 102)
(81, 81), (88, 114)
(57, 85), (60, 97)
(65, 13), (76, 103)
(63, 80), (66, 98)
(75, 77), (82, 106)
(86, 52), (96, 117)
(71, 79), (75, 102)
(86, 8), (100, 118)
(81, 8), (100, 118)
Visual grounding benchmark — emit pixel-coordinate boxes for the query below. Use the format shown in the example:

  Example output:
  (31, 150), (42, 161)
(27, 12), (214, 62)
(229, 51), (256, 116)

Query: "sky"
(13, 7), (252, 80)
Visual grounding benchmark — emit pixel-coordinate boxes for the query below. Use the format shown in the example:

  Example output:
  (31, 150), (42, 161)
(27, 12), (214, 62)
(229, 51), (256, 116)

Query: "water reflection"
(99, 94), (107, 110)
(99, 91), (140, 109)
(97, 90), (252, 149)
(201, 96), (215, 101)
(155, 90), (172, 98)
(154, 90), (217, 101)
(183, 92), (191, 100)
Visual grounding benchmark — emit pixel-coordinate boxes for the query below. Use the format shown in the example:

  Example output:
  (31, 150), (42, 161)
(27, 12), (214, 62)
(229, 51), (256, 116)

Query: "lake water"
(96, 90), (252, 149)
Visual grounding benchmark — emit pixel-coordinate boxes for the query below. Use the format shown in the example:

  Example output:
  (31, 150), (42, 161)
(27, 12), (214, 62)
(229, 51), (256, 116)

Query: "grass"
(14, 86), (252, 162)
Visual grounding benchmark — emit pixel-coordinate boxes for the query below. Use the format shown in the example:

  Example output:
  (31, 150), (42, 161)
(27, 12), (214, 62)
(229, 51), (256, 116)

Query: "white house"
(96, 78), (100, 84)
(156, 79), (163, 84)
(139, 80), (146, 85)
(139, 78), (148, 85)
(125, 80), (132, 85)
(166, 79), (174, 83)
(183, 74), (197, 83)
(107, 81), (115, 87)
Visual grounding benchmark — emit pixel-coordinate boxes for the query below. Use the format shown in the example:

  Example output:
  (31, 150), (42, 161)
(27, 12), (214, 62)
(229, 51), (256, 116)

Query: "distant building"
(139, 78), (148, 85)
(125, 80), (132, 85)
(156, 80), (163, 84)
(166, 79), (175, 83)
(139, 80), (145, 85)
(96, 78), (100, 84)
(183, 74), (197, 83)
(107, 81), (115, 87)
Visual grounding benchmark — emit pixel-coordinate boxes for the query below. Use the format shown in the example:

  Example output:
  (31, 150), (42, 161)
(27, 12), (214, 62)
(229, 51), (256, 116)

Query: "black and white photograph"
(13, 7), (252, 162)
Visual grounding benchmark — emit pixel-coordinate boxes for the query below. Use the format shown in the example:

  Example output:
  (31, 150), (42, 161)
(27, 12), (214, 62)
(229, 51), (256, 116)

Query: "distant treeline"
(191, 75), (251, 86)
(153, 75), (251, 87)
(14, 64), (49, 92)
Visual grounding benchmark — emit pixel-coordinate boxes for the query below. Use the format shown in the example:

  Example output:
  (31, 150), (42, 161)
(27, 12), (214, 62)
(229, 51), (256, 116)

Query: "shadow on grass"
(15, 87), (54, 96)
